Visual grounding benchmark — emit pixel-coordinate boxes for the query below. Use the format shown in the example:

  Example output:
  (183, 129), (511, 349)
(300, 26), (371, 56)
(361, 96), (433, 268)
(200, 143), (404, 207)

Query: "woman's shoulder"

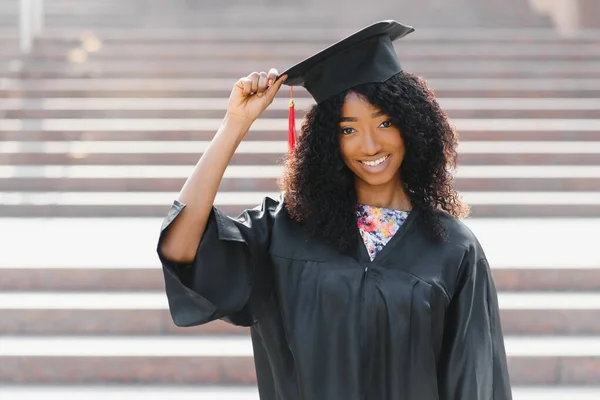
(236, 194), (285, 221)
(427, 208), (482, 249)
(243, 193), (302, 236)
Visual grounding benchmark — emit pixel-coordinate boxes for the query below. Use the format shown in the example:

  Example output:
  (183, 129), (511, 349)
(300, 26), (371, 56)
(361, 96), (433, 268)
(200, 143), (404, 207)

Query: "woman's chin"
(355, 171), (400, 188)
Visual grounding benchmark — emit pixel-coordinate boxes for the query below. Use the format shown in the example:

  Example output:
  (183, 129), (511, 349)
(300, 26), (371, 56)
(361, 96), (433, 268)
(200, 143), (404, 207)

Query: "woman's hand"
(226, 68), (287, 125)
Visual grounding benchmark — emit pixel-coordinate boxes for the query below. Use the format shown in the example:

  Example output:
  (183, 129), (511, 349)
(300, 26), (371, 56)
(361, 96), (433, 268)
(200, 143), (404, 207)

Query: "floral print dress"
(356, 204), (410, 261)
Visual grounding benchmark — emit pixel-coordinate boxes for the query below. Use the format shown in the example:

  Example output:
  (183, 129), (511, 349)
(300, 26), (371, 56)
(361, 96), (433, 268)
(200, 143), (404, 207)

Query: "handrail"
(20, 0), (45, 54)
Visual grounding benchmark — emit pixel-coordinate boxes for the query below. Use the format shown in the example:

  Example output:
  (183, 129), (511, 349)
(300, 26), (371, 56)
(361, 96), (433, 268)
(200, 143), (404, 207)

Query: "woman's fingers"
(267, 68), (279, 87)
(257, 72), (268, 96)
(238, 68), (283, 99)
(249, 72), (260, 94)
(265, 74), (287, 102)
(241, 77), (253, 96)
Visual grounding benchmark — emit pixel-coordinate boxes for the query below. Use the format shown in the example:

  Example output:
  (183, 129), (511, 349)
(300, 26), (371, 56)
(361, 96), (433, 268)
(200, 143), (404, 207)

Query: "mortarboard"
(279, 20), (415, 154)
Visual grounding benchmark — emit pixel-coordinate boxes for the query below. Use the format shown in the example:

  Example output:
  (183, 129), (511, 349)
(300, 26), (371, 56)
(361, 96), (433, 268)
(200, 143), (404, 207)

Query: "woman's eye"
(341, 127), (355, 135)
(380, 120), (392, 128)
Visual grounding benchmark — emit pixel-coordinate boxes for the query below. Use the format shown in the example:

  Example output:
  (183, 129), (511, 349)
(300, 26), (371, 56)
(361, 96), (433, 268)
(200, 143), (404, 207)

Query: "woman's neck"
(355, 177), (412, 211)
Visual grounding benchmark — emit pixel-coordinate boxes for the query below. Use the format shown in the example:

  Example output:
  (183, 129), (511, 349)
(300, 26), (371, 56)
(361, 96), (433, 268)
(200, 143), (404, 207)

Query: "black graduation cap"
(279, 20), (415, 153)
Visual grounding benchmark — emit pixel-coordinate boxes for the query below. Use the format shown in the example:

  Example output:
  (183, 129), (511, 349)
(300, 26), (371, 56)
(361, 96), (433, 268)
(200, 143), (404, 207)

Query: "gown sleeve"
(156, 196), (279, 328)
(438, 256), (513, 400)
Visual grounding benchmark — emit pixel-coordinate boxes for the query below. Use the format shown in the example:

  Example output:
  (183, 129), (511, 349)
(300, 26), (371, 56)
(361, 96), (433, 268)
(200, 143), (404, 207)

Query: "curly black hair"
(278, 71), (470, 253)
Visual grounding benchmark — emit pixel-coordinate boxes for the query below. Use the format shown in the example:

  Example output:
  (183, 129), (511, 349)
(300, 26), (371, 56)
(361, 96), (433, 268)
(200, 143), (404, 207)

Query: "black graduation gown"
(157, 196), (513, 400)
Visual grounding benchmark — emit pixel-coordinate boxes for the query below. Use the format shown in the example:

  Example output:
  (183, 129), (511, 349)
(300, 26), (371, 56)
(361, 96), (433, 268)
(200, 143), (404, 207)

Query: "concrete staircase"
(1, 0), (600, 399)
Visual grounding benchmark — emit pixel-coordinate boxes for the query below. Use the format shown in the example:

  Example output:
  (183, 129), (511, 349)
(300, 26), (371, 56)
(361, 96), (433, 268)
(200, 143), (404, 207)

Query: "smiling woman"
(157, 20), (512, 400)
(339, 94), (407, 196)
(280, 70), (470, 253)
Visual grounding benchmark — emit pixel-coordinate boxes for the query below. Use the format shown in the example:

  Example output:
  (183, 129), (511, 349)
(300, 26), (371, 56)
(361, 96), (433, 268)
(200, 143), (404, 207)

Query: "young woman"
(157, 20), (512, 400)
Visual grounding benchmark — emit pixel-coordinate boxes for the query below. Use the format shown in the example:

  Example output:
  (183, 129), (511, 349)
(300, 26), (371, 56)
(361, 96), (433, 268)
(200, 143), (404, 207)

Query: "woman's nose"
(361, 130), (382, 155)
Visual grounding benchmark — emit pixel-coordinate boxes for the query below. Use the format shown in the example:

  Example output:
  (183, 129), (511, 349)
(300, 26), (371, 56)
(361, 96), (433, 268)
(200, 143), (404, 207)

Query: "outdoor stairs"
(1, 0), (599, 399)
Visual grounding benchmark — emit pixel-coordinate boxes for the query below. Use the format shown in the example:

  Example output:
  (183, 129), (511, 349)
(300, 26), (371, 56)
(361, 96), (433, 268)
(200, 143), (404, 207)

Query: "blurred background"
(1, 0), (600, 399)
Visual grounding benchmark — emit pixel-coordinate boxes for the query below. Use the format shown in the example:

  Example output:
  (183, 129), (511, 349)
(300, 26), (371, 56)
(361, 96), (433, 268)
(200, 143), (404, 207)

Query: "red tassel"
(288, 86), (296, 155)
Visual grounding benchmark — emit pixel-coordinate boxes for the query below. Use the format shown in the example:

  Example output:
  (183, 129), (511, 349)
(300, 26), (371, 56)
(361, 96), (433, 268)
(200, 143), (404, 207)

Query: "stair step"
(0, 218), (597, 269)
(5, 109), (600, 119)
(0, 386), (262, 400)
(1, 336), (600, 384)
(0, 386), (598, 400)
(3, 308), (600, 336)
(5, 65), (598, 79)
(1, 293), (600, 336)
(2, 97), (599, 118)
(6, 27), (600, 42)
(2, 88), (597, 98)
(4, 291), (600, 310)
(3, 78), (599, 92)
(3, 140), (600, 156)
(3, 97), (597, 110)
(5, 44), (600, 61)
(7, 42), (600, 58)
(1, 191), (599, 207)
(1, 130), (597, 142)
(2, 267), (598, 292)
(1, 117), (599, 131)
(4, 139), (600, 166)
(3, 335), (600, 357)
(3, 178), (599, 192)
(1, 204), (597, 217)
(2, 165), (599, 179)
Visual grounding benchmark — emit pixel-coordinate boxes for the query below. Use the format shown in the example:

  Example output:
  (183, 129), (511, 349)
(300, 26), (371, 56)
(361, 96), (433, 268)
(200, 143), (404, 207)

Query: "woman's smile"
(358, 154), (391, 171)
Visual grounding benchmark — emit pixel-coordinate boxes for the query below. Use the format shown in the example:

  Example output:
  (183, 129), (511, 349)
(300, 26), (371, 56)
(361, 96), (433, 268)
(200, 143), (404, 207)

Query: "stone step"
(10, 42), (600, 58)
(1, 385), (599, 400)
(5, 190), (589, 206)
(1, 129), (597, 142)
(2, 165), (597, 179)
(0, 386), (264, 400)
(0, 7), (554, 30)
(5, 65), (599, 79)
(6, 43), (600, 61)
(2, 97), (599, 112)
(29, 53), (597, 64)
(1, 336), (600, 385)
(5, 292), (599, 310)
(4, 155), (600, 169)
(2, 109), (598, 120)
(7, 69), (599, 80)
(0, 16), (556, 30)
(5, 109), (600, 119)
(3, 97), (598, 118)
(2, 140), (600, 164)
(7, 27), (600, 42)
(2, 86), (596, 99)
(3, 60), (593, 83)
(0, 7), (133, 16)
(0, 189), (599, 217)
(3, 139), (599, 155)
(1, 292), (600, 336)
(1, 203), (597, 218)
(2, 309), (599, 336)
(3, 177), (599, 192)
(8, 27), (599, 42)
(4, 78), (599, 91)
(0, 3), (550, 18)
(3, 308), (600, 337)
(1, 117), (598, 132)
(1, 217), (597, 268)
(2, 267), (598, 292)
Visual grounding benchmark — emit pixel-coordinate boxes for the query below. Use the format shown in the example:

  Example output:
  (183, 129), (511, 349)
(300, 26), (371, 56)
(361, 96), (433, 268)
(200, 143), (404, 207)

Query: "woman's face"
(338, 92), (405, 188)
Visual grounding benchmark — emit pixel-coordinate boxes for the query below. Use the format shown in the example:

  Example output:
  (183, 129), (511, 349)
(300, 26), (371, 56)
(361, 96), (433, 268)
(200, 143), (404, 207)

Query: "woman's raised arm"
(159, 69), (286, 263)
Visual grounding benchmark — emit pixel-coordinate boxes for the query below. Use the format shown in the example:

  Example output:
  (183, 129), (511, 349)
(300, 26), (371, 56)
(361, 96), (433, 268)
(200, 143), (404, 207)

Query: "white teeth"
(361, 155), (388, 167)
